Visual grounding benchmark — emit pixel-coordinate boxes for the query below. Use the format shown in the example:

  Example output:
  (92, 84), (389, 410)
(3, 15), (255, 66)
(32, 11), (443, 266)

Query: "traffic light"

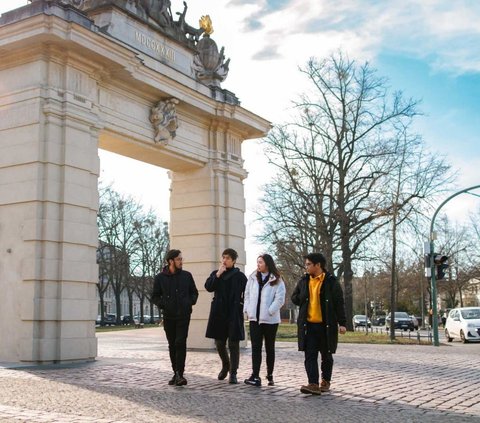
(433, 254), (449, 280)
(424, 253), (431, 277)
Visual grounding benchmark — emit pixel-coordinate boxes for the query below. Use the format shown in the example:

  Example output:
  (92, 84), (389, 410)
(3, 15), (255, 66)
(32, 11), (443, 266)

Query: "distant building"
(462, 278), (480, 306)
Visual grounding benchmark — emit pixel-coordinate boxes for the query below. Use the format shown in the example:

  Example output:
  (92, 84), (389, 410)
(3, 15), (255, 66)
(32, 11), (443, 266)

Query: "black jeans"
(163, 316), (191, 375)
(215, 339), (240, 374)
(304, 322), (333, 385)
(249, 321), (279, 377)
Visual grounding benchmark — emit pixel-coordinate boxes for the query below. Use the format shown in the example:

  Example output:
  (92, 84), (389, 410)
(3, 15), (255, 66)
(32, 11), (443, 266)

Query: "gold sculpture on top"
(199, 15), (213, 36)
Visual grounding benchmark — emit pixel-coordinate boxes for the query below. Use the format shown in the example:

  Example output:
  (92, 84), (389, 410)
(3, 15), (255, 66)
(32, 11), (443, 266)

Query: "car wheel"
(445, 329), (453, 342)
(460, 330), (468, 343)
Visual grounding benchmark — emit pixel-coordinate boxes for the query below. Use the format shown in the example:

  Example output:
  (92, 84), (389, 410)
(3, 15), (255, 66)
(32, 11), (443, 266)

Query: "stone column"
(0, 54), (100, 363)
(169, 157), (247, 348)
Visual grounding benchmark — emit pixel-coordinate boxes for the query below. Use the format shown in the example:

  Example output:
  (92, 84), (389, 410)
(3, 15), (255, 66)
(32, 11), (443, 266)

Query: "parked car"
(410, 315), (419, 330)
(97, 313), (116, 326)
(372, 315), (386, 326)
(445, 307), (480, 343)
(122, 314), (139, 325)
(353, 315), (371, 328)
(385, 312), (415, 331)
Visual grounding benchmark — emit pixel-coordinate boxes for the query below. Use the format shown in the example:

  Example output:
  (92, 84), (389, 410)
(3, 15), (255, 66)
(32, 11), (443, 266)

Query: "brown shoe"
(300, 383), (321, 395)
(320, 379), (330, 392)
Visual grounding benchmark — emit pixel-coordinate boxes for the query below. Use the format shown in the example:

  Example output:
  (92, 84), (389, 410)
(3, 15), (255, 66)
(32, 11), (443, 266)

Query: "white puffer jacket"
(243, 271), (286, 324)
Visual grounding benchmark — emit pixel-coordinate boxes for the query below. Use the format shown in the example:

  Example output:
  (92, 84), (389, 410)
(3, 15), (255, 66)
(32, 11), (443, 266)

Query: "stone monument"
(0, 0), (270, 363)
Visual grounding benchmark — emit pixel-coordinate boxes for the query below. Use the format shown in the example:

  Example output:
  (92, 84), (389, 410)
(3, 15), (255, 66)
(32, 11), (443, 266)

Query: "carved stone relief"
(150, 98), (179, 145)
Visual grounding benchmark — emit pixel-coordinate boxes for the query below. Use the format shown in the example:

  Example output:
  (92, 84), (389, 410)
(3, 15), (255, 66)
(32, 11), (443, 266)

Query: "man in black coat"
(291, 252), (347, 395)
(205, 248), (247, 384)
(152, 249), (198, 386)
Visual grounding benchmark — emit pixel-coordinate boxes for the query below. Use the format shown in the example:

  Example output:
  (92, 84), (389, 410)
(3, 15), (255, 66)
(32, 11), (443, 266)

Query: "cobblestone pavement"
(1, 327), (480, 422)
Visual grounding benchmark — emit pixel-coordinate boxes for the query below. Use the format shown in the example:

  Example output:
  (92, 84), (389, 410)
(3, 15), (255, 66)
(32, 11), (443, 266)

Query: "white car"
(445, 307), (480, 343)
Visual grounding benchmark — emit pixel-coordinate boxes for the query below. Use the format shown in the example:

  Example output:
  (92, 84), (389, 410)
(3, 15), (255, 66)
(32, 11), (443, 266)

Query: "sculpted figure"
(175, 1), (204, 43)
(136, 0), (173, 28)
(150, 98), (179, 145)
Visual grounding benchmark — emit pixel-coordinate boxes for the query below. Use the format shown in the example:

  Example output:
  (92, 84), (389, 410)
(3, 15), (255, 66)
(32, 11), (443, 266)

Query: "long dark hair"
(258, 253), (281, 285)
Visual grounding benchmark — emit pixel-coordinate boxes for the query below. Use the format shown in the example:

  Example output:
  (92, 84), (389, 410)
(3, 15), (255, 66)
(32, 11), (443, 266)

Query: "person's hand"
(216, 263), (226, 278)
(339, 326), (347, 335)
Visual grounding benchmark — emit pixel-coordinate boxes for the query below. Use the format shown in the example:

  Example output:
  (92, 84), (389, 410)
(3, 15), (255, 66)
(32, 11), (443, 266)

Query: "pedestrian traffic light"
(433, 254), (448, 280)
(424, 254), (431, 277)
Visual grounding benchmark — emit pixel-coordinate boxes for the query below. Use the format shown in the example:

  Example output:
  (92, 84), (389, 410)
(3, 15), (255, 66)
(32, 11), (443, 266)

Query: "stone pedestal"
(170, 160), (247, 348)
(0, 57), (100, 363)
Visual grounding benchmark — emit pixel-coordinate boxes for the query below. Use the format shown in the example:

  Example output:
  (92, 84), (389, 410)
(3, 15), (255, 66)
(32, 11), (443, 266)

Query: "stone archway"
(0, 1), (269, 363)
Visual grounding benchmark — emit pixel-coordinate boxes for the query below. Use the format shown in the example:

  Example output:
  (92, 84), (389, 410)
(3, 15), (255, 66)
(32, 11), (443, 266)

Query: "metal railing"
(353, 326), (434, 343)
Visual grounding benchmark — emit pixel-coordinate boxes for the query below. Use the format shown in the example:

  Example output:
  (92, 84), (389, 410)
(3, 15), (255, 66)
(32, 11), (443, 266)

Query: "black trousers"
(249, 321), (279, 377)
(215, 339), (240, 374)
(304, 322), (333, 385)
(163, 316), (191, 375)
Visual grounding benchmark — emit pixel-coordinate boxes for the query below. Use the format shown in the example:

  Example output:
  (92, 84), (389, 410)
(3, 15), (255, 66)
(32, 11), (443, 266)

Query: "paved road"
(1, 327), (479, 422)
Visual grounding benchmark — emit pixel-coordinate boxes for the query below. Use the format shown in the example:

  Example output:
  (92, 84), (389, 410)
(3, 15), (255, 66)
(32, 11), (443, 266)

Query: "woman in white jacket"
(243, 254), (286, 387)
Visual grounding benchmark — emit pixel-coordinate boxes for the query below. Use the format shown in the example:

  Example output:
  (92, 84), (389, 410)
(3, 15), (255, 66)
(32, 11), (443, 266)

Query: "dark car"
(98, 313), (117, 326)
(122, 315), (134, 325)
(385, 312), (415, 331)
(372, 315), (386, 326)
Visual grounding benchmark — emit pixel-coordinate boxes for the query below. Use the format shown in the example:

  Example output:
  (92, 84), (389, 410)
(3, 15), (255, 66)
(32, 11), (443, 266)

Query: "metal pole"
(429, 184), (480, 346)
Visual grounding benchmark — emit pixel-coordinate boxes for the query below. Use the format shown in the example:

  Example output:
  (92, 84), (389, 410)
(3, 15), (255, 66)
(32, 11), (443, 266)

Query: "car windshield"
(395, 312), (409, 318)
(460, 309), (480, 320)
(355, 315), (367, 319)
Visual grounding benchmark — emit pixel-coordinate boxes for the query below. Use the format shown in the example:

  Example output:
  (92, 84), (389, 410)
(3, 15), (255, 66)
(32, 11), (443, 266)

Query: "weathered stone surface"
(0, 0), (269, 364)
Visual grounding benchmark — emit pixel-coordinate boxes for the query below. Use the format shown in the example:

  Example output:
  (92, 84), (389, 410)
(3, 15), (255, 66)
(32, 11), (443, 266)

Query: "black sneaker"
(175, 375), (187, 386)
(266, 375), (274, 386)
(228, 373), (238, 384)
(244, 375), (261, 387)
(168, 373), (177, 385)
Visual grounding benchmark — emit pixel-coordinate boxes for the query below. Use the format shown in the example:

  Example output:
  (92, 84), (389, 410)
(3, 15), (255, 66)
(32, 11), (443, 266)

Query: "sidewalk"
(1, 327), (479, 422)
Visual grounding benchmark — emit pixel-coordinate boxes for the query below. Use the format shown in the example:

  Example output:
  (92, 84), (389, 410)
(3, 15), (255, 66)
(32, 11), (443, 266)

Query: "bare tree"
(259, 53), (428, 329)
(434, 216), (476, 308)
(97, 186), (144, 324)
(384, 124), (453, 338)
(131, 214), (169, 322)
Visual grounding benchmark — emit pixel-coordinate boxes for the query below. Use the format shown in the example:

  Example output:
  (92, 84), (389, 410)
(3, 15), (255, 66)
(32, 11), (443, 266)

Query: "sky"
(1, 0), (480, 270)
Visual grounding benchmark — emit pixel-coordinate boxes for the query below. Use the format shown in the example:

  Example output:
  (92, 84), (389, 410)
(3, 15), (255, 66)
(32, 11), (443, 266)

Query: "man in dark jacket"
(291, 252), (347, 395)
(205, 248), (247, 384)
(152, 249), (198, 386)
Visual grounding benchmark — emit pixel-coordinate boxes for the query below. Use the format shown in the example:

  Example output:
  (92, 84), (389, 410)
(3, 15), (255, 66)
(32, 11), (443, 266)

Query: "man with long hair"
(152, 249), (198, 386)
(291, 252), (347, 395)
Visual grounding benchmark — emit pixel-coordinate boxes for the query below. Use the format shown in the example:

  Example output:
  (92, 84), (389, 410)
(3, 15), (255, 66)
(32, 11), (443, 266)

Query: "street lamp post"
(429, 184), (480, 346)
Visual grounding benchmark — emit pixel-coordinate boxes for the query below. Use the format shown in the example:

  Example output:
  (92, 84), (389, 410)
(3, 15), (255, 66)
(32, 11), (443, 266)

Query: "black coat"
(151, 267), (198, 320)
(205, 267), (247, 341)
(291, 272), (347, 353)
